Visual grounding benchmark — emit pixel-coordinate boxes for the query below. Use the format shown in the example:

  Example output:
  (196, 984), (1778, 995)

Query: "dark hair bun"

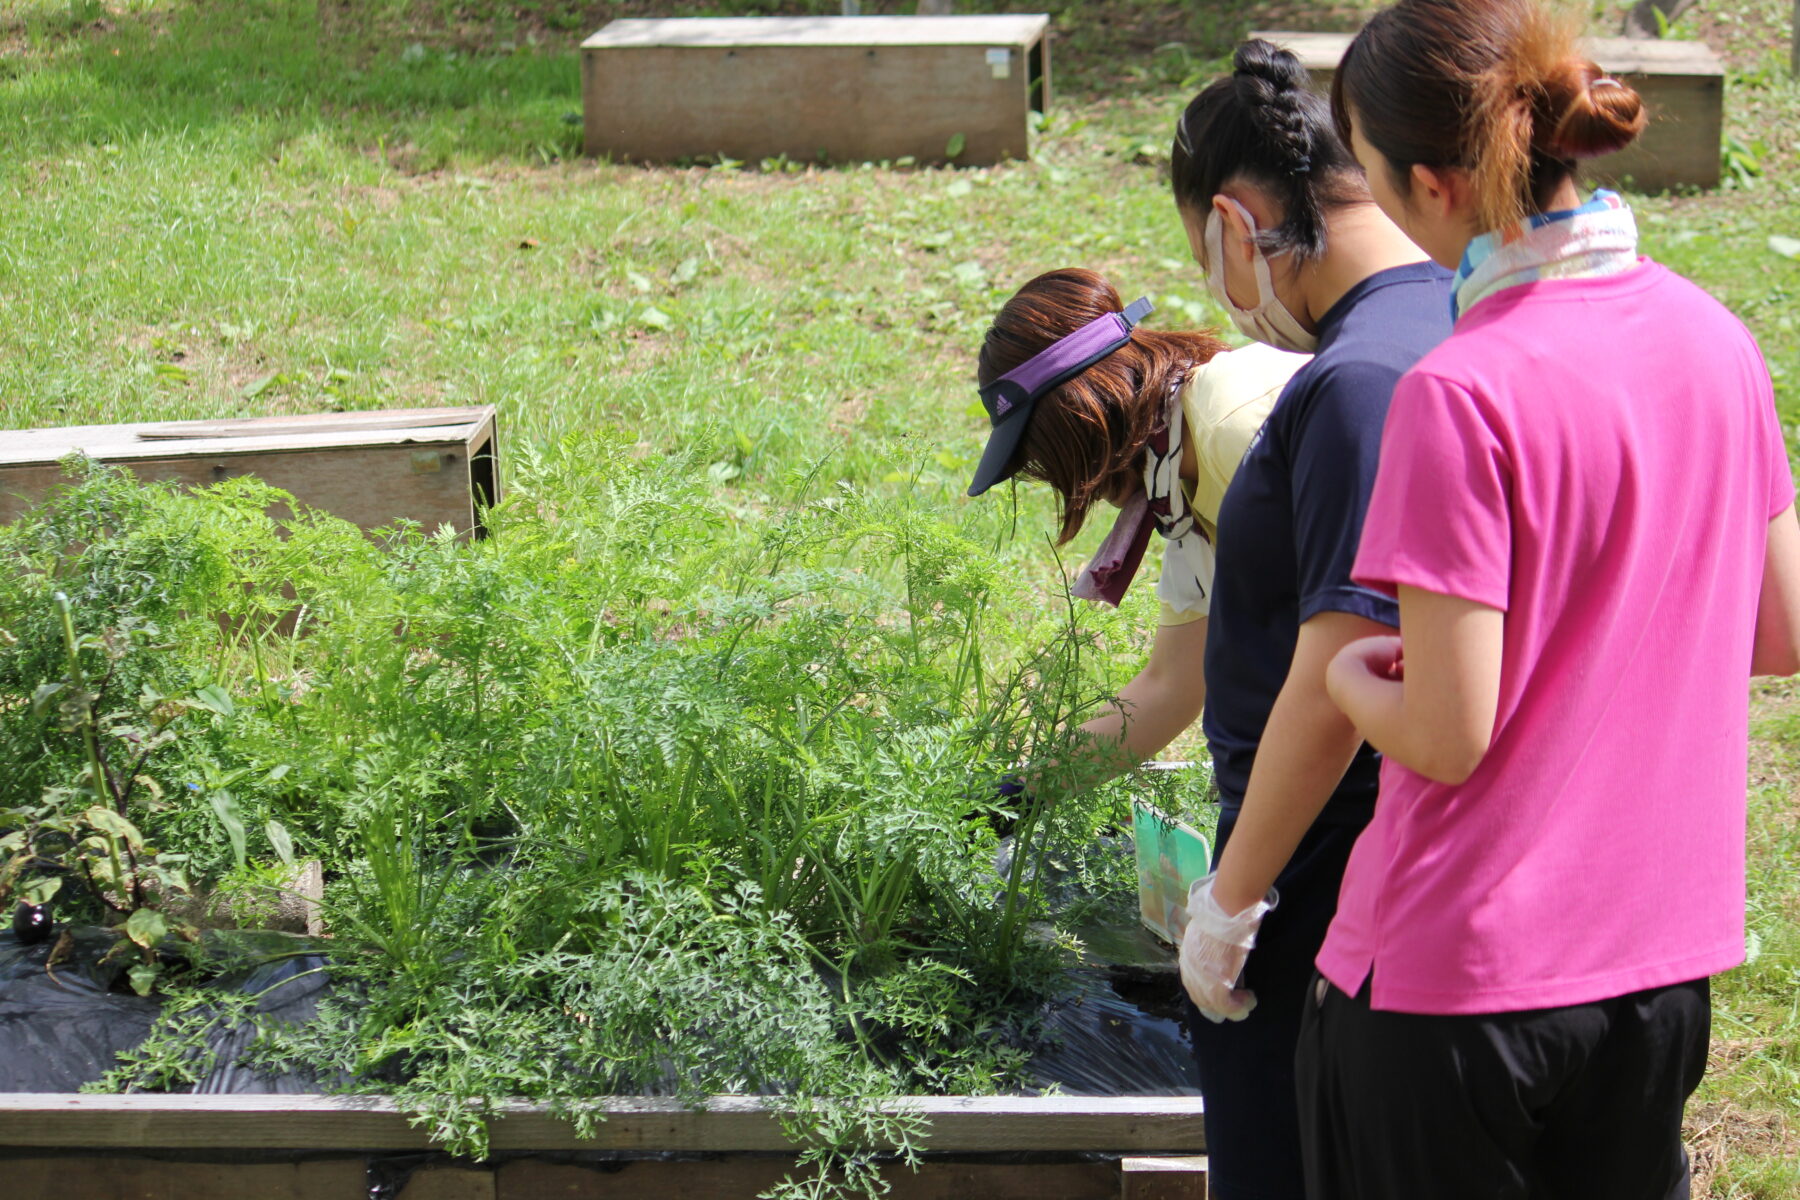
(1542, 59), (1646, 160)
(1233, 37), (1311, 93)
(1231, 39), (1320, 175)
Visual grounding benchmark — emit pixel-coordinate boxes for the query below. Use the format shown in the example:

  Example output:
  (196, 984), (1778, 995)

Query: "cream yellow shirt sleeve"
(1157, 344), (1312, 626)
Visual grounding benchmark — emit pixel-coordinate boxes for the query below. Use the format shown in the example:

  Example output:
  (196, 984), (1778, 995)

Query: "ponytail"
(977, 269), (1225, 543)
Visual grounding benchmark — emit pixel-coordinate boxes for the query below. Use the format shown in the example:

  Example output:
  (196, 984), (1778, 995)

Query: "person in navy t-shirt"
(1166, 40), (1451, 1200)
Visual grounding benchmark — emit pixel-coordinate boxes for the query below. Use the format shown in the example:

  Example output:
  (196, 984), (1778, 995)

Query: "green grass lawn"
(2, 0), (1798, 1189)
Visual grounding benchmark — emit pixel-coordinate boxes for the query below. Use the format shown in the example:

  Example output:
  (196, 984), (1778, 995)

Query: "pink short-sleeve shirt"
(1317, 261), (1795, 1015)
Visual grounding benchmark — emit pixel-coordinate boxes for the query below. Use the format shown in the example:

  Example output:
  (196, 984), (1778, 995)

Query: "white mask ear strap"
(1205, 202), (1267, 313)
(1203, 206), (1232, 309)
(1218, 196), (1278, 309)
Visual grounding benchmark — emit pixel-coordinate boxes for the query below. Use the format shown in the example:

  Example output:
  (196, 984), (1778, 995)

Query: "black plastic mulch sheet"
(0, 927), (332, 1093)
(1016, 967), (1200, 1096)
(0, 925), (1198, 1096)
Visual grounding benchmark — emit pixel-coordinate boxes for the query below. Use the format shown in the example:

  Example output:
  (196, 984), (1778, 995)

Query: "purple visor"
(968, 296), (1154, 497)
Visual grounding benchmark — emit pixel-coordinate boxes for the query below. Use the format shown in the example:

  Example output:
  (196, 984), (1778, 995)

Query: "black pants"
(1295, 972), (1711, 1200)
(1184, 809), (1366, 1200)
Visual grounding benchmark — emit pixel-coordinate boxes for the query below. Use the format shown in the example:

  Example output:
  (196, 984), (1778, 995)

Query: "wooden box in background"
(582, 15), (1051, 167)
(0, 407), (500, 536)
(1254, 31), (1725, 192)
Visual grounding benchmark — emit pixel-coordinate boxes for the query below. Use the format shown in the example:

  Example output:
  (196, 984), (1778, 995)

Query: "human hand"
(1339, 635), (1404, 679)
(1179, 871), (1276, 1023)
(1326, 635), (1404, 709)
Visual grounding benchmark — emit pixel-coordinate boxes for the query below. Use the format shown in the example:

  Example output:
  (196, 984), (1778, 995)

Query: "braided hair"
(1170, 39), (1367, 262)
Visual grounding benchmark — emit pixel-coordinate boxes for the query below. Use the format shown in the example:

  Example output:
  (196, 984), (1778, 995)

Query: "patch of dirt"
(1679, 0), (1795, 73)
(314, 0), (1388, 95)
(345, 184), (404, 214)
(828, 395), (868, 437)
(1710, 1034), (1783, 1076)
(1686, 1093), (1798, 1197)
(0, 0), (177, 50)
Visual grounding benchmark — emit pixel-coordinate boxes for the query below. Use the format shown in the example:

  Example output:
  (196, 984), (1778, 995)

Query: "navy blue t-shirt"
(1203, 261), (1452, 817)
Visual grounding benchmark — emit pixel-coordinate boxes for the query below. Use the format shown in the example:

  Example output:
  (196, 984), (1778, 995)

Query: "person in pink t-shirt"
(1284, 0), (1800, 1197)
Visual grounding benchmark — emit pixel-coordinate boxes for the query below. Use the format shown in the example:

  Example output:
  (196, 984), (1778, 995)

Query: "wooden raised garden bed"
(0, 407), (500, 538)
(581, 16), (1052, 167)
(0, 410), (1206, 1199)
(1256, 30), (1724, 191)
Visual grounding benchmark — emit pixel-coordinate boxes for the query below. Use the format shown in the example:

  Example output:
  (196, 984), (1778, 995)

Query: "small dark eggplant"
(12, 902), (53, 945)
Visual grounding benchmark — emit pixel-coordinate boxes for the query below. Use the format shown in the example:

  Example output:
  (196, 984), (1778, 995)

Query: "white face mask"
(1203, 198), (1318, 354)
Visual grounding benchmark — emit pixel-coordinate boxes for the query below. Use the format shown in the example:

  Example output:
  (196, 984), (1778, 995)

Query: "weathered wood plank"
(135, 413), (486, 441)
(0, 408), (496, 465)
(0, 1155), (1125, 1200)
(1250, 29), (1724, 191)
(2, 443), (485, 533)
(0, 1094), (1206, 1155)
(1253, 30), (1723, 77)
(497, 1158), (1121, 1200)
(582, 16), (1051, 49)
(4, 1156), (370, 1200)
(1120, 1155), (1210, 1200)
(395, 1164), (499, 1199)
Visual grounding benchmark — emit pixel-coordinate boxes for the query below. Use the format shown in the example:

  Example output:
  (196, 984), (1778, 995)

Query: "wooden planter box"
(0, 408), (500, 538)
(1255, 30), (1724, 191)
(0, 1093), (1206, 1199)
(581, 16), (1051, 167)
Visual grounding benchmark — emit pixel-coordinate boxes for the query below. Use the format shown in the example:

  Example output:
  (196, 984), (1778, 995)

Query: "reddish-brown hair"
(977, 269), (1225, 544)
(1331, 0), (1647, 232)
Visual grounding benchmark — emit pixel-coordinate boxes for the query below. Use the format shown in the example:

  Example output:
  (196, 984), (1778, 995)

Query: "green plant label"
(1132, 801), (1212, 945)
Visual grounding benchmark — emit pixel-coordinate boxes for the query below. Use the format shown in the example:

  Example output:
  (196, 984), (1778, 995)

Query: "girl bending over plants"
(970, 267), (1305, 791)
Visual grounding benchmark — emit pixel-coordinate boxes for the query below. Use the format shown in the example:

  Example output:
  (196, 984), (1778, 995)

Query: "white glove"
(1179, 871), (1277, 1023)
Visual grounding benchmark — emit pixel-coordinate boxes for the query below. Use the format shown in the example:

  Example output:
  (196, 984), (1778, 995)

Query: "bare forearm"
(1326, 590), (1504, 785)
(1078, 667), (1205, 766)
(1047, 618), (1209, 795)
(1325, 664), (1408, 766)
(1752, 507), (1800, 677)
(1209, 611), (1390, 913)
(1210, 680), (1363, 912)
(1064, 674), (1204, 794)
(1330, 653), (1486, 784)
